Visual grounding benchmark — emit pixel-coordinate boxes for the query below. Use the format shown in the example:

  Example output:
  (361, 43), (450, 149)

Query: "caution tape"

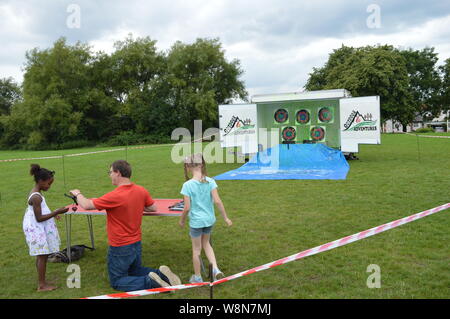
(406, 133), (450, 139)
(83, 282), (209, 299)
(83, 202), (449, 299)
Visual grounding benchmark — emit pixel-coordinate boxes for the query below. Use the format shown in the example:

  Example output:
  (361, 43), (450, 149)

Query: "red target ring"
(310, 126), (325, 141)
(318, 107), (332, 122)
(296, 109), (310, 124)
(274, 109), (288, 123)
(282, 126), (296, 141)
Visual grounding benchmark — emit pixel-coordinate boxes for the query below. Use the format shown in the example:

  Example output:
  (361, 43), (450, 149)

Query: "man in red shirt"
(70, 160), (181, 291)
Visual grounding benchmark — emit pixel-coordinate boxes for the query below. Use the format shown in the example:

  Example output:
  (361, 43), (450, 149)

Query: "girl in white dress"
(23, 164), (68, 291)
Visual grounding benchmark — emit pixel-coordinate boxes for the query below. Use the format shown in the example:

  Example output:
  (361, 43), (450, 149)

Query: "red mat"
(65, 198), (182, 216)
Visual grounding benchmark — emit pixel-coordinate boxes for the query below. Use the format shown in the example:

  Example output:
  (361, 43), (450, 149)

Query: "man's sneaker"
(189, 274), (203, 283)
(159, 265), (181, 286)
(213, 268), (225, 281)
(149, 272), (170, 288)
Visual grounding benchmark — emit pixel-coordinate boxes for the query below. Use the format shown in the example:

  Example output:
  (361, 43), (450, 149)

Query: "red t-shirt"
(92, 183), (154, 247)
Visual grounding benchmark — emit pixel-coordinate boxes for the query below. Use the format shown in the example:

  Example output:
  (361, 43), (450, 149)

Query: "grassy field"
(0, 133), (449, 299)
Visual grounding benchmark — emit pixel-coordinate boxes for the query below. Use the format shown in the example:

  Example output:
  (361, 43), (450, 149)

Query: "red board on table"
(65, 198), (183, 216)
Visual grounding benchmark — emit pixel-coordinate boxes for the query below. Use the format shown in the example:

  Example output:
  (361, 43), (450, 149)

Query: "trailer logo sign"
(224, 116), (255, 136)
(343, 110), (377, 131)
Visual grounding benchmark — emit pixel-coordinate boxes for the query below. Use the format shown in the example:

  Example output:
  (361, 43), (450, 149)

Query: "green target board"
(257, 99), (340, 147)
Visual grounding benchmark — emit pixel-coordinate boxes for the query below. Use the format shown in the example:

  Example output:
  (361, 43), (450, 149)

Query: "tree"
(399, 47), (442, 121)
(9, 37), (95, 148)
(106, 35), (168, 135)
(305, 45), (414, 128)
(2, 37), (120, 148)
(439, 58), (450, 113)
(166, 38), (248, 131)
(0, 77), (21, 115)
(0, 36), (248, 149)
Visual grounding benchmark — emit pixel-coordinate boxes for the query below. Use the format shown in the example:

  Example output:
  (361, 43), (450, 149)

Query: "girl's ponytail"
(184, 162), (190, 181)
(200, 155), (207, 183)
(30, 164), (41, 177)
(30, 164), (55, 183)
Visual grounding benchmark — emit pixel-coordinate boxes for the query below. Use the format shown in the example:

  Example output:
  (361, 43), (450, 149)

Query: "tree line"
(1, 39), (449, 150)
(0, 36), (247, 149)
(305, 44), (450, 131)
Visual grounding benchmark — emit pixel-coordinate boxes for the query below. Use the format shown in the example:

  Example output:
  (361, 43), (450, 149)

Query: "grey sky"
(1, 0), (449, 97)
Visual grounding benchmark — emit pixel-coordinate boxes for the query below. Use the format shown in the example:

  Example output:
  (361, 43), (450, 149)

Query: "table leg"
(65, 214), (72, 263)
(87, 215), (95, 250)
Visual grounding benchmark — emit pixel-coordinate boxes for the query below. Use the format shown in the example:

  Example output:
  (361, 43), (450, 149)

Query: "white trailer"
(219, 89), (381, 155)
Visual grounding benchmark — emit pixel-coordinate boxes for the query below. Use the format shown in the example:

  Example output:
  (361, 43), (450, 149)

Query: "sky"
(1, 0), (449, 98)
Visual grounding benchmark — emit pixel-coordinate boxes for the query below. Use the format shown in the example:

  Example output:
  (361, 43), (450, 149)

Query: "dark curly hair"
(30, 164), (55, 183)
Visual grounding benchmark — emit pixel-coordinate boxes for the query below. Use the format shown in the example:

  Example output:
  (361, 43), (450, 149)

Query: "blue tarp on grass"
(214, 143), (349, 180)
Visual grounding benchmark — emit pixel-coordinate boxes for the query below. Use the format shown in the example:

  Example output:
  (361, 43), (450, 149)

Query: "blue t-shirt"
(180, 176), (218, 228)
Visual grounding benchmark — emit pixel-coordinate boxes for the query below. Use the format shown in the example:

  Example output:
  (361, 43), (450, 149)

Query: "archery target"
(310, 126), (325, 141)
(296, 109), (310, 124)
(282, 126), (296, 142)
(318, 107), (333, 123)
(274, 108), (289, 123)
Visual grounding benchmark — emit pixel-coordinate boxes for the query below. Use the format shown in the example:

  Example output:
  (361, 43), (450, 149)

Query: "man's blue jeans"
(107, 241), (170, 292)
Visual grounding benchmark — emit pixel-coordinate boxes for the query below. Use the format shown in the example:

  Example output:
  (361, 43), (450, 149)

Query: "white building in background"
(382, 111), (449, 133)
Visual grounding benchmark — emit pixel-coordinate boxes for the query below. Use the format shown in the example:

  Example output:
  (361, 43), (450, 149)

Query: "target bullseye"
(274, 109), (288, 123)
(310, 126), (325, 141)
(282, 126), (296, 141)
(318, 107), (332, 123)
(296, 109), (310, 124)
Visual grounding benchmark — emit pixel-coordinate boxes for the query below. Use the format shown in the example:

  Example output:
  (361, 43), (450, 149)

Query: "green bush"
(414, 127), (434, 133)
(105, 132), (172, 147)
(55, 139), (95, 150)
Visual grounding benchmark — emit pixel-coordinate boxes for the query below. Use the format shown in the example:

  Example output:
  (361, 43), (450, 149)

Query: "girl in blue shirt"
(179, 154), (232, 283)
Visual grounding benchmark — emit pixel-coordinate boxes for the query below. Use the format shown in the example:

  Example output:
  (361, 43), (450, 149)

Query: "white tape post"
(83, 203), (449, 299)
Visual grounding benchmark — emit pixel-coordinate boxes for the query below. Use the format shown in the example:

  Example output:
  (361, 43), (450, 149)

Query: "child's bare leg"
(191, 236), (203, 276)
(36, 255), (57, 291)
(201, 234), (218, 270)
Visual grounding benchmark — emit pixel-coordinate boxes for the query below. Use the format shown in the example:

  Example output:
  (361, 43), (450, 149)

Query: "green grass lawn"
(0, 134), (449, 299)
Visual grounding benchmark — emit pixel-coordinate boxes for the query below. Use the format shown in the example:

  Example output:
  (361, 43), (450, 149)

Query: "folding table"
(63, 199), (182, 262)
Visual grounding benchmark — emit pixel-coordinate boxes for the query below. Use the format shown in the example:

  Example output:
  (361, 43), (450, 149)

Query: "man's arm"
(144, 203), (157, 212)
(70, 189), (96, 210)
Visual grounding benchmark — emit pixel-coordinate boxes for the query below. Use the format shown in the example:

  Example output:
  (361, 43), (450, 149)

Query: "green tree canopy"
(6, 38), (94, 147)
(0, 77), (21, 116)
(399, 47), (442, 120)
(166, 38), (248, 131)
(439, 58), (450, 114)
(0, 36), (247, 149)
(305, 44), (415, 127)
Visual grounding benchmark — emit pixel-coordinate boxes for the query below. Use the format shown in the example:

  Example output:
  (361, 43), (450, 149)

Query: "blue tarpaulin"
(214, 143), (349, 180)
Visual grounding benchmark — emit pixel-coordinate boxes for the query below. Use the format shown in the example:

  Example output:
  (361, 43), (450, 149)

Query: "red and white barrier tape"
(212, 202), (449, 286)
(83, 282), (209, 299)
(406, 133), (450, 139)
(84, 202), (449, 299)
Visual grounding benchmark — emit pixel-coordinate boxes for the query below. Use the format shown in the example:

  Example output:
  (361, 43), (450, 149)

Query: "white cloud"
(1, 0), (449, 97)
(226, 13), (450, 98)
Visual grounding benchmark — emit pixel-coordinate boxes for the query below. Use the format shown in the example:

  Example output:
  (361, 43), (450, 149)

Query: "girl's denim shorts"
(189, 226), (213, 238)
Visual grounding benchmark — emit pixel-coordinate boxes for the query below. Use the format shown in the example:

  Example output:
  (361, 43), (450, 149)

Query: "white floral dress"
(23, 192), (61, 256)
